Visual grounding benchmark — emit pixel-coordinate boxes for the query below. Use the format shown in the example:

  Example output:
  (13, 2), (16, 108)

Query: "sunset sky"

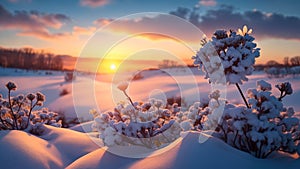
(1, 0), (300, 70)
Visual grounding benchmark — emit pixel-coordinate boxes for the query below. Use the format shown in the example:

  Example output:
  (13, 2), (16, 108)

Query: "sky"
(0, 0), (300, 72)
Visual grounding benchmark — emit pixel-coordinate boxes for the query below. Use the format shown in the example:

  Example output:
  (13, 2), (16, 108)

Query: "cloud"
(138, 33), (173, 41)
(73, 26), (96, 35)
(18, 30), (71, 40)
(169, 7), (190, 19)
(93, 15), (204, 42)
(80, 0), (109, 7)
(18, 26), (97, 40)
(93, 18), (114, 27)
(171, 5), (300, 40)
(0, 4), (71, 40)
(7, 0), (31, 3)
(198, 0), (217, 7)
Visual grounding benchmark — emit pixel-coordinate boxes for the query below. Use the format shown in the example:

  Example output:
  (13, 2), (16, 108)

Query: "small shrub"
(92, 99), (182, 148)
(64, 72), (75, 82)
(190, 81), (300, 158)
(0, 82), (61, 135)
(191, 26), (300, 158)
(92, 81), (183, 148)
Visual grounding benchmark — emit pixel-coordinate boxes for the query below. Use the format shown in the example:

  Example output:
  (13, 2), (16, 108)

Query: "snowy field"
(0, 67), (300, 169)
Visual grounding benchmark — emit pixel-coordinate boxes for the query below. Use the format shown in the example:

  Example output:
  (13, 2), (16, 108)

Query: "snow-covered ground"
(0, 67), (299, 169)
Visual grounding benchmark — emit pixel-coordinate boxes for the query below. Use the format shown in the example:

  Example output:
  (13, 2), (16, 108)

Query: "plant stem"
(123, 91), (135, 108)
(235, 83), (250, 108)
(25, 100), (37, 129)
(8, 90), (19, 129)
(123, 91), (138, 122)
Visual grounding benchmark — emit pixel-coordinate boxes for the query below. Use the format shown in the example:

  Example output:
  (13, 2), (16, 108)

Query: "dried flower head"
(36, 92), (45, 102)
(27, 93), (35, 101)
(6, 81), (17, 91)
(117, 81), (129, 91)
(209, 90), (221, 101)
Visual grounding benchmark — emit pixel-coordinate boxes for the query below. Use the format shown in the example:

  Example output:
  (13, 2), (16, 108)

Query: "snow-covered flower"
(193, 26), (260, 85)
(256, 80), (272, 91)
(117, 81), (129, 91)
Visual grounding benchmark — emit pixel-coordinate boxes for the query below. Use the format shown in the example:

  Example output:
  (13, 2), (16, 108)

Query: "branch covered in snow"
(0, 81), (62, 135)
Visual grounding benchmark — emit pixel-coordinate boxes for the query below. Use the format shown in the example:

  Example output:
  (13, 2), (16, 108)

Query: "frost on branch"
(92, 99), (183, 148)
(192, 25), (260, 85)
(0, 82), (62, 135)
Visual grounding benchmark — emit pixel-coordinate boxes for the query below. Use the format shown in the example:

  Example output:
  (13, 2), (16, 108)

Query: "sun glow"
(110, 63), (116, 71)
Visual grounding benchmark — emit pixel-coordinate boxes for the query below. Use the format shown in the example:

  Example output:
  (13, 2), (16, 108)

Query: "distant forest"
(1, 46), (299, 72)
(0, 47), (72, 70)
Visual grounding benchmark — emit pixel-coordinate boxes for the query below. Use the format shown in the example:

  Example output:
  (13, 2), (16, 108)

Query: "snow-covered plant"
(193, 25), (260, 85)
(92, 99), (182, 148)
(181, 91), (225, 132)
(213, 80), (299, 158)
(92, 81), (183, 148)
(0, 81), (61, 135)
(193, 25), (260, 108)
(191, 26), (300, 158)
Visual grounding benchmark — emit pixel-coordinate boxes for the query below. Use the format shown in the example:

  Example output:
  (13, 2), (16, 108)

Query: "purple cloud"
(198, 0), (217, 7)
(80, 0), (109, 7)
(171, 5), (300, 40)
(0, 4), (71, 39)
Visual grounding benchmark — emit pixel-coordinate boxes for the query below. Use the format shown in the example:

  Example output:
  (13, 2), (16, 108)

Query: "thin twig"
(8, 90), (19, 129)
(123, 91), (135, 108)
(25, 100), (37, 129)
(235, 83), (250, 108)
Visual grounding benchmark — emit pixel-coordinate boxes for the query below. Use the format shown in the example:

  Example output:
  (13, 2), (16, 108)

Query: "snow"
(0, 67), (300, 168)
(66, 131), (300, 169)
(0, 125), (101, 169)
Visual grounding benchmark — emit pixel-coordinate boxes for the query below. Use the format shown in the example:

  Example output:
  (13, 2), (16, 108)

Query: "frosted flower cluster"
(193, 26), (260, 84)
(215, 80), (300, 158)
(92, 99), (183, 148)
(0, 82), (61, 135)
(192, 42), (225, 84)
(175, 91), (225, 132)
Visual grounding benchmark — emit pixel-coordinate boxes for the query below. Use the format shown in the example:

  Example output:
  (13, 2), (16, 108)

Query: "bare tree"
(283, 57), (289, 66)
(290, 56), (300, 66)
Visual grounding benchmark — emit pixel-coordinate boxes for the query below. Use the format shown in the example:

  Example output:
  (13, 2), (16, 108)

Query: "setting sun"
(110, 63), (116, 70)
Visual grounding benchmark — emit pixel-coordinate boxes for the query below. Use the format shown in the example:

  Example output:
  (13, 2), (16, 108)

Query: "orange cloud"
(93, 14), (204, 43)
(93, 18), (114, 27)
(73, 26), (96, 35)
(17, 29), (71, 40)
(139, 33), (175, 41)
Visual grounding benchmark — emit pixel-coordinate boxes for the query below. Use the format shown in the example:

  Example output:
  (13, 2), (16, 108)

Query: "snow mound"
(0, 125), (101, 169)
(66, 132), (300, 169)
(0, 129), (63, 169)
